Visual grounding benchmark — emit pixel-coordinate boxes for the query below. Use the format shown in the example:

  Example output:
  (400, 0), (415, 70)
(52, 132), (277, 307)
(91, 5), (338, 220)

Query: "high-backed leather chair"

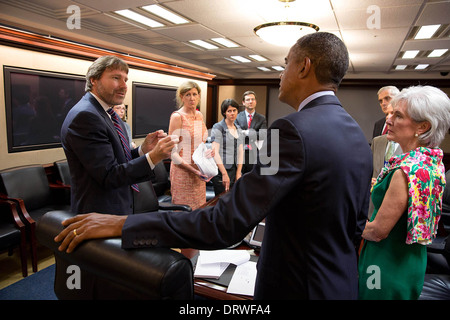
(150, 161), (171, 202)
(37, 210), (194, 299)
(133, 179), (191, 214)
(0, 200), (28, 276)
(0, 164), (70, 272)
(440, 170), (450, 233)
(53, 160), (71, 187)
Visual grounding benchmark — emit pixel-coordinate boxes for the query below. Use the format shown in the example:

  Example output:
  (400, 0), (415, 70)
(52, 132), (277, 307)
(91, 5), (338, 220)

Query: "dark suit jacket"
(372, 116), (385, 138)
(122, 95), (372, 299)
(61, 92), (152, 215)
(235, 111), (267, 149)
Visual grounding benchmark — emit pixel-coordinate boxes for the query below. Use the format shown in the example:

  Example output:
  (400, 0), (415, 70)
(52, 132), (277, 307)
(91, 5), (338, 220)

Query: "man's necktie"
(382, 125), (388, 135)
(247, 114), (253, 150)
(107, 108), (139, 192)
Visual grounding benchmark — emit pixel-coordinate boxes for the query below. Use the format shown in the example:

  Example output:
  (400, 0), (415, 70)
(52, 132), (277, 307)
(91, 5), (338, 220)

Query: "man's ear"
(298, 57), (311, 78)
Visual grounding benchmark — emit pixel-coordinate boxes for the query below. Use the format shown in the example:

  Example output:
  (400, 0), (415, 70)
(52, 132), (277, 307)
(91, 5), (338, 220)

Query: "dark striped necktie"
(107, 108), (139, 192)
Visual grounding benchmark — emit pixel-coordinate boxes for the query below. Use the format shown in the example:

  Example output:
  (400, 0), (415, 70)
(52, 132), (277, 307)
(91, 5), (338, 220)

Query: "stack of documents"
(194, 249), (257, 296)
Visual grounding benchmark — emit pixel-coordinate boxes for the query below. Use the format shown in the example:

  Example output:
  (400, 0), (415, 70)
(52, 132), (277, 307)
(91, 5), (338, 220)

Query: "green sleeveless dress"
(358, 169), (427, 300)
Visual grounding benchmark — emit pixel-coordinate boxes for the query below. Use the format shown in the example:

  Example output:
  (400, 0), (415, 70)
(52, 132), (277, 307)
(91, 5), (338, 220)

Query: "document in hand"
(194, 249), (251, 279)
(192, 142), (218, 179)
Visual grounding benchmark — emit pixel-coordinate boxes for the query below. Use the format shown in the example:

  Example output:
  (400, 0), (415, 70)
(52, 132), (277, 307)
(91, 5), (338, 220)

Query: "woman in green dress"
(358, 85), (450, 300)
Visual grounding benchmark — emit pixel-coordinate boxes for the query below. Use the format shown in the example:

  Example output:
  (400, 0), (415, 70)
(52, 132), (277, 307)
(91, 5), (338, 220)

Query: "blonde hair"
(175, 81), (201, 108)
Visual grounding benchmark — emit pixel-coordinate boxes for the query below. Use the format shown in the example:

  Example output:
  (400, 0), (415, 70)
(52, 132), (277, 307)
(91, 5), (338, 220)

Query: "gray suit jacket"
(368, 134), (402, 217)
(371, 134), (402, 180)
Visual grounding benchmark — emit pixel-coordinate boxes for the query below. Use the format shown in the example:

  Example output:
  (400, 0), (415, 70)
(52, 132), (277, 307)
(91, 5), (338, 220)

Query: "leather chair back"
(37, 210), (194, 300)
(442, 170), (450, 213)
(54, 160), (71, 186)
(133, 180), (159, 214)
(0, 165), (51, 211)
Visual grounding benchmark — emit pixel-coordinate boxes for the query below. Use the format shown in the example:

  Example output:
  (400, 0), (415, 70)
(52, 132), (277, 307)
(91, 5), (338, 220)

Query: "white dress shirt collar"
(298, 91), (335, 111)
(245, 109), (255, 119)
(90, 92), (112, 116)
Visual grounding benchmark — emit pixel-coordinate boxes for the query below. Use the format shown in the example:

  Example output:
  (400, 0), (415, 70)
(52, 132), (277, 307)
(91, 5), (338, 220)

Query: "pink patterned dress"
(170, 110), (207, 210)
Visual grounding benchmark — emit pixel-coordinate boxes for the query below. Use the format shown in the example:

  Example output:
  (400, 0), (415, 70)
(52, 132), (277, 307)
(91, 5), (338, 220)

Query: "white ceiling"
(0, 0), (449, 80)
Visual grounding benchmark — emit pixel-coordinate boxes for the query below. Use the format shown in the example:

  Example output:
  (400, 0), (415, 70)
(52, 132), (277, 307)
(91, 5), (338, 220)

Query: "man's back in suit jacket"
(122, 95), (373, 299)
(61, 92), (152, 215)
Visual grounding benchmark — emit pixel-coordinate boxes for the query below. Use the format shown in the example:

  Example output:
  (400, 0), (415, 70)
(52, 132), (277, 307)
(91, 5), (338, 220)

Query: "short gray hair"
(85, 56), (129, 92)
(392, 85), (450, 148)
(377, 86), (400, 96)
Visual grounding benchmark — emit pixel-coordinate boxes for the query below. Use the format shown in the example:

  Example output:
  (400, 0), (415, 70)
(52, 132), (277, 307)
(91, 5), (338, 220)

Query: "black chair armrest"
(158, 202), (192, 212)
(427, 241), (446, 254)
(37, 210), (194, 300)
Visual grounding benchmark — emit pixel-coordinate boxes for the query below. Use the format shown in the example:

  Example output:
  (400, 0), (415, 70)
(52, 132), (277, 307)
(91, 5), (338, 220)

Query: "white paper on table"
(194, 255), (229, 279)
(198, 249), (250, 266)
(226, 261), (257, 296)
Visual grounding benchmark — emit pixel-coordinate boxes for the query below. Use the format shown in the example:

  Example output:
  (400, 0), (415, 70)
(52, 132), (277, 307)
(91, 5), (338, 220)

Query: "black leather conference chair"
(0, 164), (70, 272)
(0, 200), (28, 277)
(37, 210), (194, 299)
(133, 179), (191, 214)
(421, 170), (450, 299)
(53, 159), (71, 187)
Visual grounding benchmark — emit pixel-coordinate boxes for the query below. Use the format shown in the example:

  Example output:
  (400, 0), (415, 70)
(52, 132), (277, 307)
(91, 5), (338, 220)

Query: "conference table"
(181, 246), (257, 300)
(180, 194), (258, 300)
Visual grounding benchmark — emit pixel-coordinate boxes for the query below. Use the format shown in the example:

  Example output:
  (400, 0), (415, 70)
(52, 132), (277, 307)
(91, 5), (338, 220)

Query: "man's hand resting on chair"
(54, 213), (126, 253)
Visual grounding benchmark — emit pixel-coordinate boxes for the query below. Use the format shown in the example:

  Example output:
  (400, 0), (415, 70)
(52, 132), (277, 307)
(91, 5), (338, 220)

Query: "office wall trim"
(0, 25), (215, 81)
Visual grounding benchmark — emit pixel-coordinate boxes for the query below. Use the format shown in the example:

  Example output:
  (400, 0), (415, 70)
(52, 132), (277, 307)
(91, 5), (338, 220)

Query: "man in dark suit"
(61, 56), (177, 215)
(235, 91), (267, 174)
(56, 33), (372, 299)
(372, 86), (399, 138)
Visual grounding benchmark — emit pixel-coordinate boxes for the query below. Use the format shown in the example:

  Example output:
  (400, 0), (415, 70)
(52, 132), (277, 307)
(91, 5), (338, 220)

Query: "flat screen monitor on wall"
(3, 66), (85, 152)
(132, 82), (178, 138)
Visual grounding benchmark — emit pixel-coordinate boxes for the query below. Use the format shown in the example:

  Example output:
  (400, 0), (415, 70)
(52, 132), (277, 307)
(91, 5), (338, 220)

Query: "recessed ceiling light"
(141, 5), (189, 24)
(115, 9), (164, 28)
(414, 25), (440, 39)
(230, 56), (251, 63)
(224, 57), (239, 64)
(257, 67), (271, 71)
(428, 49), (448, 58)
(402, 50), (420, 59)
(210, 38), (239, 48)
(272, 66), (285, 71)
(395, 65), (407, 70)
(415, 64), (429, 70)
(249, 55), (267, 61)
(189, 40), (219, 50)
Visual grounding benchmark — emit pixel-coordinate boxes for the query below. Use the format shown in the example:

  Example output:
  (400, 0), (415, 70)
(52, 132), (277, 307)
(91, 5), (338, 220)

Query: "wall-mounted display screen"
(3, 66), (85, 152)
(132, 82), (178, 138)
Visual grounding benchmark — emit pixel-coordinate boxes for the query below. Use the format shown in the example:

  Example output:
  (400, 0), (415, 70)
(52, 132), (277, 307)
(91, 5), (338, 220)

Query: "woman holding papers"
(168, 81), (209, 210)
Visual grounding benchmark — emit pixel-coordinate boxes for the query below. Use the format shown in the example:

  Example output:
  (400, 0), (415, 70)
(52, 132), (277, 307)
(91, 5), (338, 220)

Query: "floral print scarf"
(374, 147), (446, 244)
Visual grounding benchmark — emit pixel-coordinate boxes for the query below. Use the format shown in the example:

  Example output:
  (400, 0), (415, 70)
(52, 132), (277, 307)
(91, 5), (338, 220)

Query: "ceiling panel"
(0, 0), (448, 79)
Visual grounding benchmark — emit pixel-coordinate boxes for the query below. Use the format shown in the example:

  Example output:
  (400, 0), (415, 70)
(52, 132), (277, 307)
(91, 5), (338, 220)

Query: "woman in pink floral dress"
(358, 86), (450, 299)
(168, 81), (208, 210)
